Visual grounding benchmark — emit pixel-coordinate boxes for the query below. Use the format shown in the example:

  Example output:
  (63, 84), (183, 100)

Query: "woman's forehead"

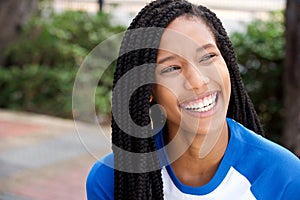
(157, 17), (217, 59)
(158, 16), (216, 51)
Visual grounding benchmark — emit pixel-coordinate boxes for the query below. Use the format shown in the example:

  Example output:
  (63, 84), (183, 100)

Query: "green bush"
(4, 11), (125, 69)
(0, 65), (75, 117)
(230, 11), (284, 142)
(1, 10), (125, 118)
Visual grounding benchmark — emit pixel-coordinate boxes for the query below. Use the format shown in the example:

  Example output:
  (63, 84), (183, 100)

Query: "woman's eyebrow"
(157, 55), (177, 64)
(157, 43), (216, 64)
(196, 43), (216, 53)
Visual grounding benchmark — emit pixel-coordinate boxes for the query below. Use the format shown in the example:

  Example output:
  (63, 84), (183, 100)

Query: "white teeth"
(184, 92), (217, 112)
(204, 99), (209, 106)
(199, 102), (204, 109)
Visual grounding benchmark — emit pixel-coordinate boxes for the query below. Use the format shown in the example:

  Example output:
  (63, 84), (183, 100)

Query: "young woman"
(86, 0), (300, 199)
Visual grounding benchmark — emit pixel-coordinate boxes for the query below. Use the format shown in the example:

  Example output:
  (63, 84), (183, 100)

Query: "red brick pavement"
(10, 165), (90, 200)
(0, 110), (102, 200)
(0, 120), (44, 138)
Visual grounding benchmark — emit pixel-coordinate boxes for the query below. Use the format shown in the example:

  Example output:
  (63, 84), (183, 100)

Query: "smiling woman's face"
(152, 16), (231, 138)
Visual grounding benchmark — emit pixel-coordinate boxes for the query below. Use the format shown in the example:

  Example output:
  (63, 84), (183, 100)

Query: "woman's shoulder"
(86, 153), (114, 200)
(229, 118), (299, 163)
(88, 153), (114, 175)
(227, 118), (300, 198)
(228, 119), (300, 174)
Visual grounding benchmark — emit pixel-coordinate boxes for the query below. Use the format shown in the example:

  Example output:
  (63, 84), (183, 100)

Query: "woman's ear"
(150, 94), (153, 103)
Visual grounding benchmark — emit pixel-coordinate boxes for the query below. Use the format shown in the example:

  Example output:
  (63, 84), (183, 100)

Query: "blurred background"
(0, 0), (299, 199)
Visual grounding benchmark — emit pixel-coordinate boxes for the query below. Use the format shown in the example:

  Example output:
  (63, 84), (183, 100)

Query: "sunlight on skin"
(153, 16), (231, 160)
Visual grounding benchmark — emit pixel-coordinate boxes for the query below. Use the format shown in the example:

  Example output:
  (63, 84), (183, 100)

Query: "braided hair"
(111, 0), (264, 199)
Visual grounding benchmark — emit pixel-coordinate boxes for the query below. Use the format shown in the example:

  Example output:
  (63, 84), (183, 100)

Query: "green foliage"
(0, 65), (75, 117)
(230, 11), (284, 141)
(4, 11), (124, 69)
(1, 10), (125, 118)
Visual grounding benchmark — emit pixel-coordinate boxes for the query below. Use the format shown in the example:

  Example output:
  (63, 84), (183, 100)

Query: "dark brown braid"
(111, 0), (264, 199)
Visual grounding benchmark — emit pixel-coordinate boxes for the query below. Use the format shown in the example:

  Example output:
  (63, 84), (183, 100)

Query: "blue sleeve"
(278, 150), (300, 199)
(281, 177), (300, 199)
(249, 145), (300, 199)
(86, 153), (114, 200)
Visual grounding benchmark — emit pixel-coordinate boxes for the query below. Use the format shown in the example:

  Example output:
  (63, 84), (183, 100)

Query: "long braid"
(112, 1), (264, 200)
(197, 5), (264, 135)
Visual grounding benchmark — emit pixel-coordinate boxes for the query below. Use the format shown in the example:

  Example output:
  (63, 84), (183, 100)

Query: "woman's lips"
(179, 91), (220, 117)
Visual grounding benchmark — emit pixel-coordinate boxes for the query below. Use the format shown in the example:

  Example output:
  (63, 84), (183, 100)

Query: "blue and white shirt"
(86, 118), (300, 199)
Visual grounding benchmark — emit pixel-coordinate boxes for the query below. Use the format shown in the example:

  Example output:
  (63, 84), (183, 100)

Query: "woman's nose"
(183, 65), (209, 90)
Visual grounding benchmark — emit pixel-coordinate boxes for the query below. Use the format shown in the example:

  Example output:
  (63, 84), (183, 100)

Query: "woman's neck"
(165, 121), (229, 186)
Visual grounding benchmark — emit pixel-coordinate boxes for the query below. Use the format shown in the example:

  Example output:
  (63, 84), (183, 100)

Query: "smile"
(180, 92), (218, 113)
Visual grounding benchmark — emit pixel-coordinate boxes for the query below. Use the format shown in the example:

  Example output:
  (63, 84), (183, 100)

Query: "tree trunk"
(283, 0), (300, 157)
(0, 0), (38, 65)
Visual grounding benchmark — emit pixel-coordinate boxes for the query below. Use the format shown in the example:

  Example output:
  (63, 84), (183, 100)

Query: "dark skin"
(169, 122), (228, 186)
(152, 16), (231, 186)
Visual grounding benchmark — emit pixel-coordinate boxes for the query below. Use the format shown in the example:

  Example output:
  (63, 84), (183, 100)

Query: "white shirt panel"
(162, 166), (256, 200)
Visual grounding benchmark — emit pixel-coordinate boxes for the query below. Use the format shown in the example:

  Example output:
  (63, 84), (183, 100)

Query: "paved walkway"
(0, 110), (111, 200)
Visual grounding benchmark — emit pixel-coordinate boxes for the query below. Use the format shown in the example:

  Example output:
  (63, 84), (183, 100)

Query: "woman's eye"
(160, 66), (181, 74)
(199, 53), (216, 63)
